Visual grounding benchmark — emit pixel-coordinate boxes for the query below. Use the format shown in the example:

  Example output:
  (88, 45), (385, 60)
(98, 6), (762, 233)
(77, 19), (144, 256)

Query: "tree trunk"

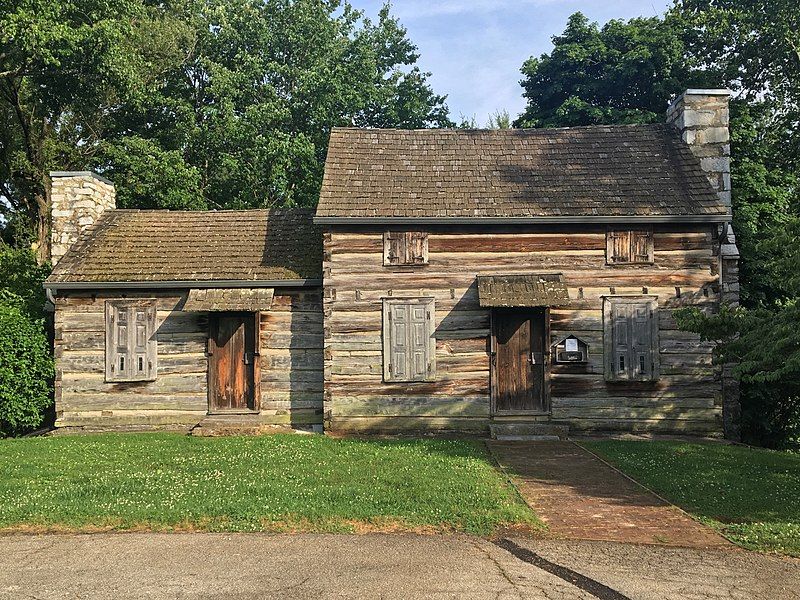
(34, 187), (50, 266)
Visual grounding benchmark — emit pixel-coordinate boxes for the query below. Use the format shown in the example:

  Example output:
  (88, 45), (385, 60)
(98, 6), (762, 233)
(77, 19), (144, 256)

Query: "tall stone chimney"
(50, 171), (116, 265)
(667, 90), (740, 441)
(666, 89), (732, 208)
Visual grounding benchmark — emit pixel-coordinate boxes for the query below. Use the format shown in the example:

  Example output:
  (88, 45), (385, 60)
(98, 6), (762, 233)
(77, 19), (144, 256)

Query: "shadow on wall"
(262, 291), (324, 429)
(434, 280), (489, 351)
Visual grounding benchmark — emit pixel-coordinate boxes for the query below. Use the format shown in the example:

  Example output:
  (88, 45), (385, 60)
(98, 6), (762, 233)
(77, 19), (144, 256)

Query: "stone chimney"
(50, 171), (116, 265)
(666, 89), (732, 208)
(668, 90), (741, 441)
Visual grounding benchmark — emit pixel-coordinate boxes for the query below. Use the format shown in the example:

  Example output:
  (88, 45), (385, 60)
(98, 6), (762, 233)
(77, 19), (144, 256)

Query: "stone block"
(700, 157), (730, 173)
(682, 110), (718, 127)
(695, 127), (730, 144)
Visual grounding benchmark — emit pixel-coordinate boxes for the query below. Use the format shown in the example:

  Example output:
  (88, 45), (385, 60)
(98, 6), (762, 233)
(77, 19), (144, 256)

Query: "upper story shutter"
(607, 231), (631, 263)
(384, 231), (404, 266)
(407, 232), (429, 265)
(631, 230), (654, 263)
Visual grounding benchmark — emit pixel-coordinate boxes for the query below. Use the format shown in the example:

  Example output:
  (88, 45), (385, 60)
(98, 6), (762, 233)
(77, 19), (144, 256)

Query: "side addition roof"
(46, 208), (322, 287)
(316, 125), (730, 223)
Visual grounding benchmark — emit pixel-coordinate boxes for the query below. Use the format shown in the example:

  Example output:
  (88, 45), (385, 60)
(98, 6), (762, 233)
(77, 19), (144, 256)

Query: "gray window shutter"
(611, 303), (630, 380)
(383, 299), (435, 382)
(105, 301), (158, 382)
(408, 303), (430, 380)
(107, 303), (129, 382)
(388, 303), (409, 380)
(631, 303), (654, 379)
(605, 298), (658, 382)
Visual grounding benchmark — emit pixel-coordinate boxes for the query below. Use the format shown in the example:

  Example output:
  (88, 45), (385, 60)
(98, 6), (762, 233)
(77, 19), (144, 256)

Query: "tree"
(99, 0), (452, 211)
(1, 1), (452, 254)
(514, 12), (708, 128)
(487, 110), (511, 130)
(0, 0), (190, 260)
(0, 246), (53, 436)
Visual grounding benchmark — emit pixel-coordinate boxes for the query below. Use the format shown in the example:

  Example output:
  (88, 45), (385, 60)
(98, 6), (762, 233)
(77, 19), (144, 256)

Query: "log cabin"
(44, 89), (741, 439)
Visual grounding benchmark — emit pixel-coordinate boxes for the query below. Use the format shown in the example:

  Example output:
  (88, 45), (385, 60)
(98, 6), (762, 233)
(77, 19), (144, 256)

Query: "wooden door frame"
(206, 311), (261, 415)
(489, 307), (551, 416)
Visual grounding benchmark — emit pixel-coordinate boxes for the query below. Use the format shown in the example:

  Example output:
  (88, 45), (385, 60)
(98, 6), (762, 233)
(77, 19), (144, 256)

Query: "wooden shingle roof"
(317, 125), (729, 221)
(48, 209), (322, 284)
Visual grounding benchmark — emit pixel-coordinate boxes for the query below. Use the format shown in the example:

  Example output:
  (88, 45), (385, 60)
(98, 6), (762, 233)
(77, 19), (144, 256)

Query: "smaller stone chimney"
(50, 171), (116, 265)
(666, 89), (732, 208)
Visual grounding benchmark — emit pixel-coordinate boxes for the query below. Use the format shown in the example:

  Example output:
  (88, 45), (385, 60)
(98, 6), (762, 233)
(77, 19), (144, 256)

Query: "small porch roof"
(183, 288), (275, 312)
(477, 274), (570, 308)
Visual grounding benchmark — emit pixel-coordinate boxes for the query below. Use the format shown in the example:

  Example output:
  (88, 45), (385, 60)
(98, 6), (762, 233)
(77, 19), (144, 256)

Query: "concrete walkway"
(489, 441), (729, 548)
(1, 533), (797, 599)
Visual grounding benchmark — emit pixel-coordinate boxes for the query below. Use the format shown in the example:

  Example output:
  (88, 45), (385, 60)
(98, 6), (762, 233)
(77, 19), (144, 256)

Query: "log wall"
(53, 289), (323, 429)
(323, 225), (724, 435)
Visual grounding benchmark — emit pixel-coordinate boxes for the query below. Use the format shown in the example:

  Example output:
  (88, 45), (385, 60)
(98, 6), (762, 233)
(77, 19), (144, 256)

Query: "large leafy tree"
(514, 12), (708, 128)
(0, 0), (190, 260)
(675, 0), (800, 447)
(100, 0), (452, 210)
(1, 0), (452, 256)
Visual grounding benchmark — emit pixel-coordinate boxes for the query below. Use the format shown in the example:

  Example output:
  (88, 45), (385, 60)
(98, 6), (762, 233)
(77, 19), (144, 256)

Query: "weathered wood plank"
(552, 406), (721, 420)
(327, 416), (489, 433)
(550, 374), (718, 399)
(261, 350), (324, 371)
(58, 351), (206, 375)
(332, 397), (489, 417)
(551, 396), (715, 409)
(61, 372), (206, 393)
(60, 393), (206, 411)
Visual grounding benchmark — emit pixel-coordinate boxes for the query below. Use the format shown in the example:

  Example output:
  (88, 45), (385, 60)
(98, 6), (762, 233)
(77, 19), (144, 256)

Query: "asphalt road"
(1, 533), (798, 599)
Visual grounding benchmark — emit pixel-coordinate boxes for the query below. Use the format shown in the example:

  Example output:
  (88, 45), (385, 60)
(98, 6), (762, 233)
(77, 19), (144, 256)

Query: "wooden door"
(208, 313), (257, 412)
(493, 310), (547, 413)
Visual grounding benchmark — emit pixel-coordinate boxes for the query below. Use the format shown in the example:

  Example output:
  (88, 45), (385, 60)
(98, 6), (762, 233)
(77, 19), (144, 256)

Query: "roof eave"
(43, 278), (323, 291)
(313, 214), (732, 225)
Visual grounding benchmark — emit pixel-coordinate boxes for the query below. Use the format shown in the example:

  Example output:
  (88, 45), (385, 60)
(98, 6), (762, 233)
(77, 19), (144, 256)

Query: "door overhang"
(185, 288), (274, 312)
(478, 274), (569, 308)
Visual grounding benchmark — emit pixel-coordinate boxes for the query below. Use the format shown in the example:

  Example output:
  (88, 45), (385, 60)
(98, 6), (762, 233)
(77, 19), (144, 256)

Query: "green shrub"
(0, 246), (50, 319)
(0, 297), (54, 436)
(0, 246), (53, 436)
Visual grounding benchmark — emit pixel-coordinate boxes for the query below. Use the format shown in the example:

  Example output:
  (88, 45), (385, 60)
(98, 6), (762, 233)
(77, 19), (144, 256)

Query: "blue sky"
(354, 0), (673, 124)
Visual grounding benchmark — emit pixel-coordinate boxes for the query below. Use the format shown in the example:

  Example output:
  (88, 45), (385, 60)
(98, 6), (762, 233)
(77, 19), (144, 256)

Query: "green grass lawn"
(582, 440), (800, 556)
(0, 433), (538, 535)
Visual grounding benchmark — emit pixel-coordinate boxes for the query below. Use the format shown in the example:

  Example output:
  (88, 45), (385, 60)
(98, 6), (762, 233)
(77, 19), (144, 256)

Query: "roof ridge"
(331, 123), (669, 134)
(107, 207), (314, 214)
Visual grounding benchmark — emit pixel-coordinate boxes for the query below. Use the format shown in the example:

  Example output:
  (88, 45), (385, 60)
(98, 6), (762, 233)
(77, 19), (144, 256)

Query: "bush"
(741, 384), (800, 452)
(0, 246), (53, 436)
(0, 298), (54, 437)
(0, 246), (50, 319)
